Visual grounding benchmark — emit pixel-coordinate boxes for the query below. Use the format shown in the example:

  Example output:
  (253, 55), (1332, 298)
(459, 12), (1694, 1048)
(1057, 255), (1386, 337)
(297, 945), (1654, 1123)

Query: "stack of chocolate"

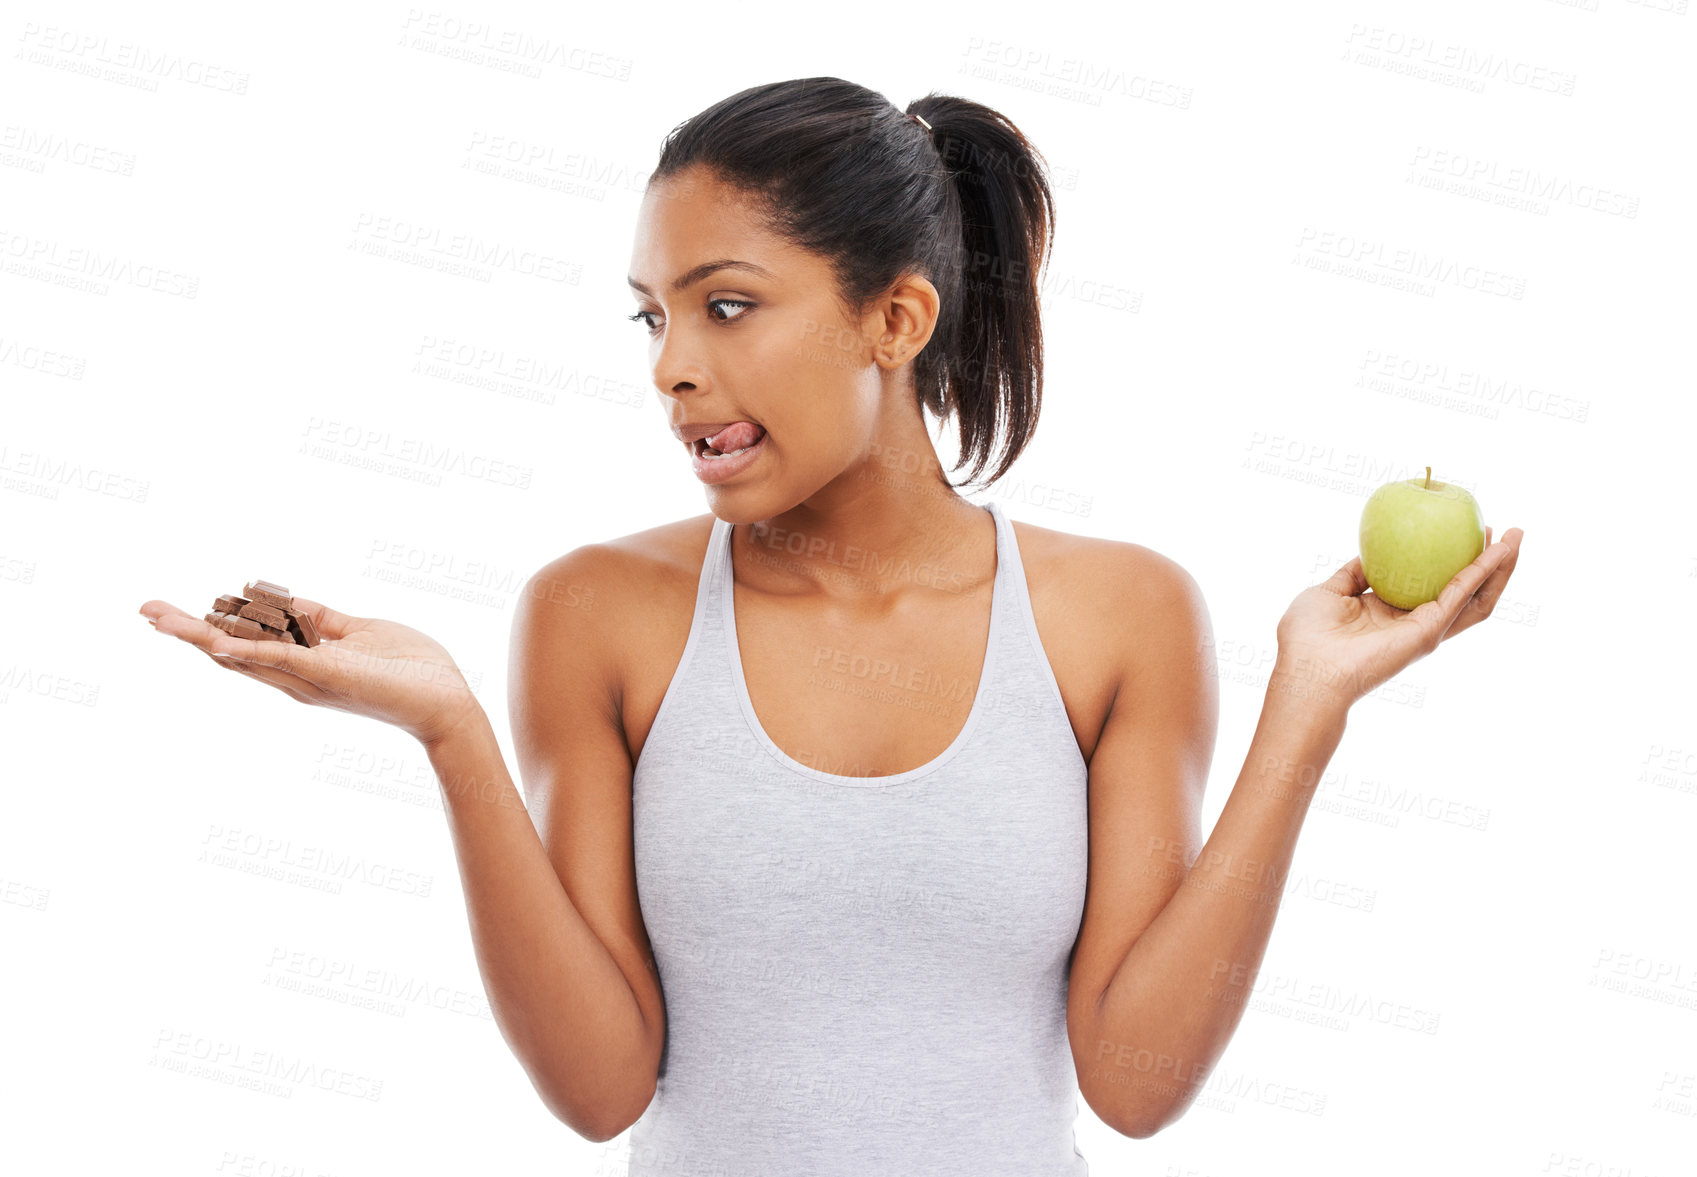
(204, 579), (321, 647)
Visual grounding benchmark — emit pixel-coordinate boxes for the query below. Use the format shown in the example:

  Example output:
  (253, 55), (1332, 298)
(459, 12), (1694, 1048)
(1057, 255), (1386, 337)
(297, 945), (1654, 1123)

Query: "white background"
(3, 1), (1694, 1174)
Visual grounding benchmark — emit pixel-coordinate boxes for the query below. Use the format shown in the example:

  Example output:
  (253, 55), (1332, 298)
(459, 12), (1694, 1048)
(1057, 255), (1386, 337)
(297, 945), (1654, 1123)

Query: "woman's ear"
(868, 273), (940, 368)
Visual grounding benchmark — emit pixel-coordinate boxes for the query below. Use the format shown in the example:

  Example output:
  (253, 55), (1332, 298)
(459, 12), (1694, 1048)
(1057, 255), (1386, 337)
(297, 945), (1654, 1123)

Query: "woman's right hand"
(139, 596), (482, 748)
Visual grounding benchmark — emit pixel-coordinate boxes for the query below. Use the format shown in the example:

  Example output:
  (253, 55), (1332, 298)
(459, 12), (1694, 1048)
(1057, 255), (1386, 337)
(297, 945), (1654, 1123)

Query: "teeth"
(697, 434), (759, 460)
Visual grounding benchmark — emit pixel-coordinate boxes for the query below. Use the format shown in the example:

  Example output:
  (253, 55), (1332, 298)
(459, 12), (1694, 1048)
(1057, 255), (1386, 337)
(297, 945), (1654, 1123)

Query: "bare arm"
(1068, 532), (1518, 1137)
(1064, 546), (1349, 1137)
(426, 544), (666, 1141)
(140, 551), (664, 1140)
(1073, 673), (1344, 1137)
(425, 707), (657, 1141)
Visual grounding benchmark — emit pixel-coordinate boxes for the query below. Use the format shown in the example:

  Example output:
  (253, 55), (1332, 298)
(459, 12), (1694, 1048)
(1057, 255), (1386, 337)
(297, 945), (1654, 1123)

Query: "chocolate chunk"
(237, 600), (290, 629)
(243, 579), (292, 611)
(207, 611), (268, 640)
(209, 580), (321, 648)
(287, 611), (321, 648)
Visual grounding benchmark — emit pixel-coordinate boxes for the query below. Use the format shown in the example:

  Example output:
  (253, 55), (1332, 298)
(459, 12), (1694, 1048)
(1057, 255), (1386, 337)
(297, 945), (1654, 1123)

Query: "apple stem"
(1424, 465), (1431, 489)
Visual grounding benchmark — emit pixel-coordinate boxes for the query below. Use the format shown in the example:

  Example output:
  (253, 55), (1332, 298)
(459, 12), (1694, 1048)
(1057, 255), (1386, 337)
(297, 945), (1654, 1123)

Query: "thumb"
(1321, 556), (1369, 598)
(282, 596), (357, 642)
(213, 631), (308, 674)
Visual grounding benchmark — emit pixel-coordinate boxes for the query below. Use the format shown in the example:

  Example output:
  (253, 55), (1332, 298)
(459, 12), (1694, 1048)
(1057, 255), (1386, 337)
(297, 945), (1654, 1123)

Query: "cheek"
(761, 408), (852, 473)
(771, 315), (872, 378)
(752, 320), (881, 459)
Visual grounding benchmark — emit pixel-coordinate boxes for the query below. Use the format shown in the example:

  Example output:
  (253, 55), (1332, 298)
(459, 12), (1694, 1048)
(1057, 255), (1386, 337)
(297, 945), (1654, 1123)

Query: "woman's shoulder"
(525, 513), (716, 601)
(1009, 513), (1199, 608)
(1006, 514), (1205, 750)
(518, 513), (717, 637)
(512, 515), (718, 705)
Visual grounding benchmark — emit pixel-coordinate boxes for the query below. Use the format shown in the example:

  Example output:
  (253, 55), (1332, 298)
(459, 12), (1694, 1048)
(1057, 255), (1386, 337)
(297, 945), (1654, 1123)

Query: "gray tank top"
(628, 499), (1091, 1175)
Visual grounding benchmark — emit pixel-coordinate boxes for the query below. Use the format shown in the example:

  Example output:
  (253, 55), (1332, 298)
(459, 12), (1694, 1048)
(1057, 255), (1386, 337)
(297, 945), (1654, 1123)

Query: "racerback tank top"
(627, 499), (1091, 1175)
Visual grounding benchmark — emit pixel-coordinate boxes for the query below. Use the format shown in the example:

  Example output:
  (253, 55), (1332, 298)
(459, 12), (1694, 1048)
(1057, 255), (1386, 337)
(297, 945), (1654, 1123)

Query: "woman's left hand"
(1271, 526), (1525, 714)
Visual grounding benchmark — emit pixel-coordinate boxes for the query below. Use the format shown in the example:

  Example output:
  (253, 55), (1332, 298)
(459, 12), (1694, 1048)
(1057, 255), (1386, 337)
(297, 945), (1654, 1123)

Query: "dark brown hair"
(647, 77), (1057, 491)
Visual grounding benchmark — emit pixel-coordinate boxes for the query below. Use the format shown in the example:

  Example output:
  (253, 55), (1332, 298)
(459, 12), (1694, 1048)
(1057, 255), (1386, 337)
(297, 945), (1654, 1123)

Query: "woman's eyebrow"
(626, 259), (775, 297)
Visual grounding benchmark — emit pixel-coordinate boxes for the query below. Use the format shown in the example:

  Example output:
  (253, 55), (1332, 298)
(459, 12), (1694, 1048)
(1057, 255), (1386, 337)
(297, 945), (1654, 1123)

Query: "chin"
(702, 493), (771, 526)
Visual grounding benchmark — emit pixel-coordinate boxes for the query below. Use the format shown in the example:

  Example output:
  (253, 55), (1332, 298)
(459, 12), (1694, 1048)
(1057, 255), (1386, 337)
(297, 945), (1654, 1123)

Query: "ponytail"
(907, 95), (1055, 489)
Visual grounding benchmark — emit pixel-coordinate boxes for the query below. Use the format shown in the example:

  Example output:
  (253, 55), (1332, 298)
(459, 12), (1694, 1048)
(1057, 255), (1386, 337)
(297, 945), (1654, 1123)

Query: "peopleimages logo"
(1294, 228), (1526, 300)
(398, 10), (633, 80)
(0, 230), (199, 298)
(348, 213), (580, 284)
(1406, 146), (1639, 219)
(1341, 24), (1578, 96)
(0, 444), (150, 504)
(0, 125), (137, 176)
(959, 37), (1195, 109)
(16, 23), (250, 94)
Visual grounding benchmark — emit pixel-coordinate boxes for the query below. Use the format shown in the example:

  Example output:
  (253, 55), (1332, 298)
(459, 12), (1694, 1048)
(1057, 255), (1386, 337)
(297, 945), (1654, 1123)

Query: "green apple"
(1359, 467), (1486, 610)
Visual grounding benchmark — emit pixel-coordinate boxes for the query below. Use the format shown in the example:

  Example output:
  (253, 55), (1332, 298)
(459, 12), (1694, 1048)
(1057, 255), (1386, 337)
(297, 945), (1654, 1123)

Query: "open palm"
(1273, 526), (1525, 711)
(140, 596), (480, 747)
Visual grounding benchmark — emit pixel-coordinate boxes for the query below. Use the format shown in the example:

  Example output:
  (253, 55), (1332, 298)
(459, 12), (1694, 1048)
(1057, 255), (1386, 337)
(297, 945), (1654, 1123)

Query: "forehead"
(628, 169), (805, 288)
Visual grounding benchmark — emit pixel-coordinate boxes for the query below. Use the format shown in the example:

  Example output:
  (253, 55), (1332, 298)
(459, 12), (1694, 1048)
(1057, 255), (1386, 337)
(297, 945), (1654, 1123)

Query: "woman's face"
(627, 165), (937, 517)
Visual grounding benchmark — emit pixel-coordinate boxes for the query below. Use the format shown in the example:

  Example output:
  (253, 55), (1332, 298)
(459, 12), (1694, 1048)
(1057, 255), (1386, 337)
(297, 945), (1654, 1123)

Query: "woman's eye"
(708, 298), (754, 323)
(627, 299), (754, 333)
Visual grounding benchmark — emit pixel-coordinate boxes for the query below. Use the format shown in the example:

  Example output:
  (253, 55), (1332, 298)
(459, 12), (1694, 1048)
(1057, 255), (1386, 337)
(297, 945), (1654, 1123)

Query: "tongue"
(705, 422), (764, 452)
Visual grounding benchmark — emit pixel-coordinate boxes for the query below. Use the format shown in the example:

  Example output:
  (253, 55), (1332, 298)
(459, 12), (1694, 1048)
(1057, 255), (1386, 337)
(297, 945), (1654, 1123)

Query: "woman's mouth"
(689, 427), (767, 483)
(694, 437), (760, 459)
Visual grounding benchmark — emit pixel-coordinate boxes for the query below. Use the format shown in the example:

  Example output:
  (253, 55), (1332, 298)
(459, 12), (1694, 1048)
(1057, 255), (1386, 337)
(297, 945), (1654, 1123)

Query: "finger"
(151, 602), (334, 694)
(141, 600), (205, 627)
(149, 605), (241, 655)
(154, 613), (278, 668)
(215, 628), (315, 676)
(145, 596), (351, 647)
(1440, 527), (1523, 642)
(1321, 556), (1369, 597)
(199, 647), (324, 705)
(282, 596), (359, 643)
(1408, 539), (1514, 647)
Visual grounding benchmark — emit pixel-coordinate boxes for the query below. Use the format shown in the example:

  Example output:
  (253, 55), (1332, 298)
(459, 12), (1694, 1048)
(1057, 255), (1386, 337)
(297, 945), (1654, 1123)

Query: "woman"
(141, 78), (1523, 1172)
